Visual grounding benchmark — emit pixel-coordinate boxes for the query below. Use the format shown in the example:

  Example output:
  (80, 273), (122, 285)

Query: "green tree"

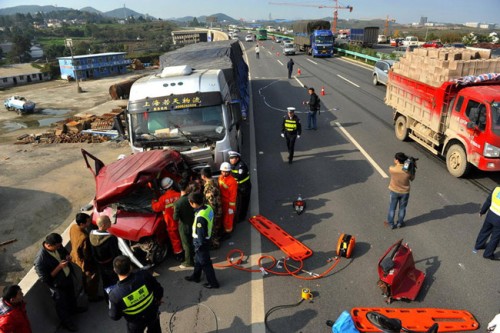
(8, 33), (32, 63)
(189, 17), (200, 27)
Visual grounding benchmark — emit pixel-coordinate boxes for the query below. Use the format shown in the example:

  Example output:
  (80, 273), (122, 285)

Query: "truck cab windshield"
(315, 35), (333, 44)
(131, 105), (225, 144)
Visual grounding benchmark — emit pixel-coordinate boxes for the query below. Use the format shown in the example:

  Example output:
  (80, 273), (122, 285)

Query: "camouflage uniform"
(203, 179), (223, 249)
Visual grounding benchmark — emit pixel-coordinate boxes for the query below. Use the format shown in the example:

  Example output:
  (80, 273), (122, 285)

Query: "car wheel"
(151, 242), (168, 265)
(446, 144), (471, 177)
(372, 75), (379, 86)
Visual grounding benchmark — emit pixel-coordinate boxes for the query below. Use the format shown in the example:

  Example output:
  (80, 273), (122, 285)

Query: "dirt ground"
(0, 69), (156, 288)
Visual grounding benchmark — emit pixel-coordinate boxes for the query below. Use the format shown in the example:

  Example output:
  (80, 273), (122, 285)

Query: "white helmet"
(160, 177), (173, 189)
(220, 162), (232, 172)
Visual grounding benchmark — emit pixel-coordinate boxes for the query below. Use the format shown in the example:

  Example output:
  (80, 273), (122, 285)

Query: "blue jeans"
(307, 111), (317, 129)
(387, 191), (410, 226)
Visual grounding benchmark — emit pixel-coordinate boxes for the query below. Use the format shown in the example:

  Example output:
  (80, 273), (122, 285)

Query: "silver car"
(372, 59), (395, 86)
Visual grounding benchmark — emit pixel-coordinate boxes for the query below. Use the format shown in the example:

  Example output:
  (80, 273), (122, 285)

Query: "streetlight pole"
(65, 38), (82, 93)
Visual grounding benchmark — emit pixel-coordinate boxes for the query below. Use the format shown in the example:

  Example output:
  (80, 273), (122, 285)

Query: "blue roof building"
(57, 52), (132, 80)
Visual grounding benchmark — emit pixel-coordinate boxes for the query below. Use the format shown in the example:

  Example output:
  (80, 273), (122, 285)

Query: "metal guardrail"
(334, 47), (382, 63)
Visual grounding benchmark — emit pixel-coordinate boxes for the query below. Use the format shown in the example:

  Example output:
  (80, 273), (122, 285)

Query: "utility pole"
(65, 38), (82, 93)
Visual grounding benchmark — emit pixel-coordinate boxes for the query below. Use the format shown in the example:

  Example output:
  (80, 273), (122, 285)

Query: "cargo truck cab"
(446, 88), (500, 176)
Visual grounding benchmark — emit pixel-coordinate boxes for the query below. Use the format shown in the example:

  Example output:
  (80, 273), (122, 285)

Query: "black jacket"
(308, 92), (320, 111)
(89, 230), (121, 264)
(33, 243), (72, 289)
(109, 269), (164, 324)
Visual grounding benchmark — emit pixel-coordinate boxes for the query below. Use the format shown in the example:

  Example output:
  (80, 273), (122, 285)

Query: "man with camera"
(385, 152), (416, 229)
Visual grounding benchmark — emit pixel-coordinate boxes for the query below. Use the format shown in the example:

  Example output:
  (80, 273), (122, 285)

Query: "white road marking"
(335, 121), (389, 178)
(247, 52), (266, 333)
(277, 60), (284, 66)
(337, 74), (360, 87)
(306, 58), (318, 65)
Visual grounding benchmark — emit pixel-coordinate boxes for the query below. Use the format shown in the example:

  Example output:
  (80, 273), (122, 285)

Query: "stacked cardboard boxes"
(392, 48), (500, 87)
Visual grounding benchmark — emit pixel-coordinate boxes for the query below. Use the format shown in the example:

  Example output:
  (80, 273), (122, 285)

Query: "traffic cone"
(321, 86), (325, 96)
(297, 68), (301, 76)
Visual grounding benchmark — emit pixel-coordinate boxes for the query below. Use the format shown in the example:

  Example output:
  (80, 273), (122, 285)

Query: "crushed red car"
(82, 148), (190, 266)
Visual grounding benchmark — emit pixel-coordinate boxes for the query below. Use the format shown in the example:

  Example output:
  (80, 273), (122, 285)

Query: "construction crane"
(384, 15), (396, 37)
(269, 1), (353, 33)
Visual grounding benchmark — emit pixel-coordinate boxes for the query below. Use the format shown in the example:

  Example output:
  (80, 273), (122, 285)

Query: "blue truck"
(292, 20), (334, 57)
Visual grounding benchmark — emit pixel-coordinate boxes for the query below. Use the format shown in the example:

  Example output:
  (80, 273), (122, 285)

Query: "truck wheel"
(372, 75), (379, 86)
(394, 116), (409, 141)
(446, 144), (471, 177)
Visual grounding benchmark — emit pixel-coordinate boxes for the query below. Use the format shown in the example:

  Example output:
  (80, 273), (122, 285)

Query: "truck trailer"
(349, 27), (379, 47)
(126, 40), (249, 169)
(292, 20), (334, 57)
(386, 48), (500, 177)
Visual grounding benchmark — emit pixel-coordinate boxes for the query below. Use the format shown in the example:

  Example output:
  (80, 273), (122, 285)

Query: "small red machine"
(377, 239), (425, 303)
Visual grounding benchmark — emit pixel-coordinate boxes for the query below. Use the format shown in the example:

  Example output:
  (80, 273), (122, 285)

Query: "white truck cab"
(127, 65), (242, 169)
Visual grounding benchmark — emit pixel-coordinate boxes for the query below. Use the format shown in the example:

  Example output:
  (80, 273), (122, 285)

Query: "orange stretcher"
(248, 214), (313, 261)
(351, 307), (479, 332)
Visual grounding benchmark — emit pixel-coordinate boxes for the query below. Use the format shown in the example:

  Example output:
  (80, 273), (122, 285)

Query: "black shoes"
(203, 283), (219, 289)
(484, 255), (500, 261)
(184, 276), (200, 283)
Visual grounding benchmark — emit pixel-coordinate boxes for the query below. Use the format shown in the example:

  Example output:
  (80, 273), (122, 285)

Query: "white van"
(402, 36), (419, 47)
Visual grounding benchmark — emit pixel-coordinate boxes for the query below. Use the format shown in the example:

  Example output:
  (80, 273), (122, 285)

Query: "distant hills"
(0, 5), (148, 19)
(0, 5), (242, 24)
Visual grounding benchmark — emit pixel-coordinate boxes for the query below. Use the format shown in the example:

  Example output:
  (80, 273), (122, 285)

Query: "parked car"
(422, 40), (443, 48)
(390, 38), (403, 47)
(245, 34), (254, 42)
(82, 148), (191, 266)
(283, 43), (296, 55)
(372, 59), (395, 86)
(443, 42), (466, 48)
(392, 45), (418, 57)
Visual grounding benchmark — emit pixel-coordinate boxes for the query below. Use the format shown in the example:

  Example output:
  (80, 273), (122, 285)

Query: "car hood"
(84, 149), (183, 209)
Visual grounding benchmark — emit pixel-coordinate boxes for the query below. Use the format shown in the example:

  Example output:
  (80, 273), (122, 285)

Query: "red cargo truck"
(386, 72), (500, 177)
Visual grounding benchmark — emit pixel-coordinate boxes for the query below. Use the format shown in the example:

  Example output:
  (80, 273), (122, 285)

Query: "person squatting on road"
(89, 215), (121, 302)
(385, 152), (415, 229)
(255, 44), (260, 59)
(173, 179), (195, 268)
(228, 151), (252, 223)
(474, 186), (500, 260)
(70, 212), (101, 302)
(0, 285), (32, 333)
(287, 58), (294, 79)
(109, 255), (164, 333)
(201, 167), (223, 248)
(281, 107), (302, 164)
(34, 233), (84, 332)
(218, 162), (238, 236)
(305, 87), (320, 130)
(151, 177), (183, 261)
(184, 192), (220, 289)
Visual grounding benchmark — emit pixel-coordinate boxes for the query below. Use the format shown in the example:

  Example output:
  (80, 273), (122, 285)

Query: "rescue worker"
(152, 177), (183, 261)
(184, 192), (220, 289)
(228, 151), (252, 222)
(89, 215), (121, 302)
(474, 186), (500, 260)
(173, 179), (195, 268)
(109, 255), (164, 333)
(34, 233), (83, 332)
(281, 107), (301, 164)
(200, 167), (223, 248)
(218, 162), (238, 237)
(69, 212), (101, 302)
(0, 285), (32, 333)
